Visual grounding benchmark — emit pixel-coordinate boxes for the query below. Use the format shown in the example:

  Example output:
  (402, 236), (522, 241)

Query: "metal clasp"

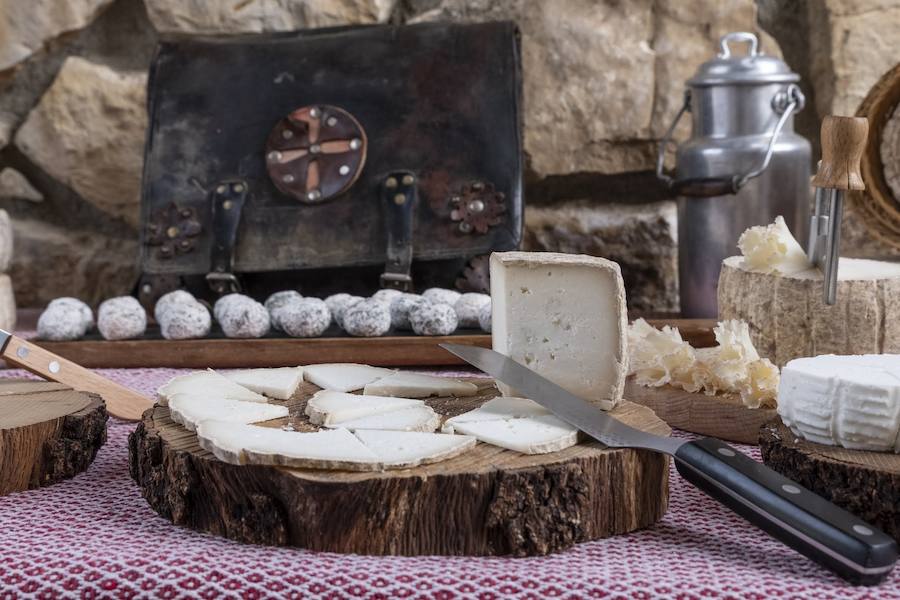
(379, 172), (416, 291)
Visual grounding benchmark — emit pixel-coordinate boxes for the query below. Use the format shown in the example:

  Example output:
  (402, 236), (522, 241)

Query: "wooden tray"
(760, 418), (900, 543)
(625, 379), (777, 444)
(34, 318), (715, 369)
(129, 379), (671, 556)
(0, 380), (107, 496)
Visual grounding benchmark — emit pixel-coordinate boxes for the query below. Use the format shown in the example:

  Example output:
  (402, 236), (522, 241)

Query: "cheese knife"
(0, 330), (153, 421)
(440, 343), (899, 586)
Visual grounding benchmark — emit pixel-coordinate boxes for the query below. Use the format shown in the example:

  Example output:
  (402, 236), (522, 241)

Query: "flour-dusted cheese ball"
(454, 293), (491, 328)
(37, 300), (92, 341)
(478, 300), (492, 332)
(422, 287), (461, 306)
(410, 301), (458, 336)
(159, 301), (211, 340)
(332, 295), (364, 329)
(342, 298), (391, 337)
(97, 296), (147, 340)
(278, 297), (332, 338)
(154, 290), (196, 323)
(372, 288), (403, 306)
(265, 290), (303, 331)
(218, 296), (270, 339)
(389, 293), (426, 330)
(47, 297), (94, 331)
(324, 293), (353, 315)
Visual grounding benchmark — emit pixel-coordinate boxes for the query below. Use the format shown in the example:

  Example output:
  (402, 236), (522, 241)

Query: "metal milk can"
(657, 32), (811, 318)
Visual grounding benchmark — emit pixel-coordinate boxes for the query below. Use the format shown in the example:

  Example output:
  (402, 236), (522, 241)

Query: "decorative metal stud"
(349, 138), (362, 150)
(402, 174), (415, 185)
(394, 193), (407, 205)
(310, 144), (321, 154)
(449, 181), (507, 235)
(468, 199), (485, 213)
(307, 189), (322, 201)
(267, 151), (282, 162)
(327, 116), (338, 127)
(459, 222), (473, 233)
(223, 200), (234, 210)
(283, 174), (295, 183)
(385, 177), (398, 189)
(282, 129), (294, 140)
(166, 226), (179, 238)
(339, 165), (350, 175)
(232, 183), (244, 193)
(216, 185), (227, 195)
(309, 107), (320, 119)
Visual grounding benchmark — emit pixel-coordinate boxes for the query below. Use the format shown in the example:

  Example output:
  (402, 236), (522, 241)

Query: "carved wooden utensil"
(0, 330), (153, 421)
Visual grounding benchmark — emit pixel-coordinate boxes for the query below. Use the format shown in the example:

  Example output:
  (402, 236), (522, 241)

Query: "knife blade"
(441, 343), (898, 586)
(0, 330), (153, 421)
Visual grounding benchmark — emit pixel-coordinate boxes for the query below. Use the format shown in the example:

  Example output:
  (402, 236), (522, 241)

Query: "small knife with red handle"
(0, 330), (153, 421)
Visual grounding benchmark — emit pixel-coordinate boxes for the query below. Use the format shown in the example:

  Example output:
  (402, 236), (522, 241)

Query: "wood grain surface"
(624, 379), (777, 444)
(0, 380), (107, 496)
(760, 418), (900, 543)
(129, 379), (672, 556)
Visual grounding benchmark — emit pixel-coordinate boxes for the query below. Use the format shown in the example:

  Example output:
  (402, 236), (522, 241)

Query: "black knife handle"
(674, 438), (898, 585)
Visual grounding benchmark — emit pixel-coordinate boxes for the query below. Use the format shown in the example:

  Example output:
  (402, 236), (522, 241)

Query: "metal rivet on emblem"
(216, 185), (227, 195)
(310, 144), (321, 154)
(268, 151), (282, 162)
(232, 183), (244, 193)
(166, 226), (179, 238)
(385, 177), (398, 189)
(327, 116), (337, 127)
(141, 284), (152, 294)
(402, 174), (414, 185)
(339, 165), (350, 176)
(459, 222), (473, 233)
(309, 107), (320, 119)
(223, 200), (234, 210)
(48, 361), (60, 374)
(283, 174), (295, 184)
(307, 189), (322, 201)
(468, 199), (485, 213)
(394, 193), (407, 205)
(349, 138), (362, 150)
(282, 129), (294, 140)
(16, 346), (28, 359)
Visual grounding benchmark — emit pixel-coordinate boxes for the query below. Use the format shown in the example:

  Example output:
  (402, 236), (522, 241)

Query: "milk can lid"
(688, 32), (798, 86)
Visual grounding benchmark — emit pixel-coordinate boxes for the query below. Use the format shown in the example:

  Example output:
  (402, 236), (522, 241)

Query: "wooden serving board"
(130, 379), (672, 556)
(760, 418), (900, 543)
(0, 380), (107, 496)
(625, 379), (777, 444)
(34, 318), (715, 369)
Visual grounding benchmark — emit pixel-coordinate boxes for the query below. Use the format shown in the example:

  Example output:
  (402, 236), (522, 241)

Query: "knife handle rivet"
(782, 484), (801, 495)
(717, 447), (735, 457)
(853, 524), (874, 536)
(48, 361), (60, 374)
(15, 346), (28, 359)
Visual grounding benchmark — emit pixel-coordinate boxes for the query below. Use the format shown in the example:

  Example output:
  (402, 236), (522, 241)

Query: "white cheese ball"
(372, 288), (403, 306)
(217, 296), (270, 338)
(153, 290), (196, 323)
(389, 293), (426, 330)
(159, 301), (211, 340)
(265, 291), (302, 331)
(277, 297), (332, 338)
(333, 295), (364, 329)
(47, 297), (94, 331)
(97, 296), (147, 341)
(422, 287), (461, 306)
(342, 299), (391, 337)
(37, 301), (91, 341)
(478, 300), (492, 332)
(324, 293), (353, 315)
(454, 293), (491, 328)
(410, 302), (458, 336)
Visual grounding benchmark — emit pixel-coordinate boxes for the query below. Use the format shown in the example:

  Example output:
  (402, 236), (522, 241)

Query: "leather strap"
(207, 180), (247, 294)
(380, 172), (416, 291)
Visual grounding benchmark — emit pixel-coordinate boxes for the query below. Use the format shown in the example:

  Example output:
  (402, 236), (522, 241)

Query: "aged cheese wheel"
(718, 255), (900, 366)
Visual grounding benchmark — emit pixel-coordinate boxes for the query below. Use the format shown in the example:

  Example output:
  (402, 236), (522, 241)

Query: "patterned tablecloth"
(1, 367), (898, 599)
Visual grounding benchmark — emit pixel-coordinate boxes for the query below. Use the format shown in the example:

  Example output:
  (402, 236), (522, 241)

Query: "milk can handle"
(734, 84), (805, 189)
(718, 32), (759, 58)
(655, 89), (691, 188)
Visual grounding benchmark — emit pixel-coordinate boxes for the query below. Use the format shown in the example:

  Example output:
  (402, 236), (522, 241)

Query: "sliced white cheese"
(778, 354), (900, 452)
(447, 414), (578, 454)
(441, 396), (549, 430)
(157, 369), (267, 403)
(168, 394), (289, 432)
(354, 429), (476, 467)
(362, 372), (478, 398)
(197, 422), (381, 469)
(737, 216), (811, 275)
(224, 367), (304, 400)
(490, 252), (627, 411)
(305, 390), (423, 426)
(323, 405), (441, 432)
(303, 363), (395, 392)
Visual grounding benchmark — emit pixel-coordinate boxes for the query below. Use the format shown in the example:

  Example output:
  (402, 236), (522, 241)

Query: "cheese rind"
(362, 372), (478, 398)
(303, 363), (395, 392)
(490, 251), (627, 411)
(305, 390), (423, 426)
(168, 394), (289, 432)
(224, 367), (304, 399)
(158, 369), (267, 403)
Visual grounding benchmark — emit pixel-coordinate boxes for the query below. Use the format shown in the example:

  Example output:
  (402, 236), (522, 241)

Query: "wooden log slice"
(129, 379), (671, 556)
(718, 255), (900, 366)
(625, 379), (776, 445)
(0, 380), (107, 496)
(760, 418), (900, 543)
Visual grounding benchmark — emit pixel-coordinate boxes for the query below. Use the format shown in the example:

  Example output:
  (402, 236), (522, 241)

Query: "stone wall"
(0, 0), (897, 311)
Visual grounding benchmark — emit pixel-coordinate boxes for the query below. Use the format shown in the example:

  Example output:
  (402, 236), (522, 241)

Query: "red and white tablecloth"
(1, 367), (898, 599)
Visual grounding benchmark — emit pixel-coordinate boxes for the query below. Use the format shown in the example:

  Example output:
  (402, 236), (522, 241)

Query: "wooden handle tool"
(0, 331), (153, 421)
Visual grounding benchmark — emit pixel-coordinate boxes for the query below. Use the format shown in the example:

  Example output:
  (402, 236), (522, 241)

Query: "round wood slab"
(0, 380), (107, 496)
(760, 418), (900, 543)
(625, 379), (776, 445)
(130, 379), (672, 556)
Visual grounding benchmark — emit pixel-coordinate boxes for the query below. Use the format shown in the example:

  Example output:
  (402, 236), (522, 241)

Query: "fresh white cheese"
(442, 396), (549, 428)
(224, 367), (304, 400)
(490, 252), (627, 411)
(303, 363), (395, 392)
(778, 354), (900, 452)
(362, 372), (478, 398)
(168, 394), (289, 432)
(353, 429), (476, 467)
(157, 369), (267, 403)
(322, 405), (441, 432)
(737, 216), (811, 275)
(445, 414), (578, 454)
(305, 390), (423, 426)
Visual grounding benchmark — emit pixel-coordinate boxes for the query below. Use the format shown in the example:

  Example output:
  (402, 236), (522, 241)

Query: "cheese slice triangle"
(304, 363), (395, 392)
(158, 369), (267, 403)
(443, 396), (549, 426)
(305, 390), (423, 426)
(445, 414), (577, 455)
(168, 394), (288, 432)
(224, 367), (304, 400)
(363, 372), (478, 398)
(354, 429), (476, 467)
(322, 405), (440, 432)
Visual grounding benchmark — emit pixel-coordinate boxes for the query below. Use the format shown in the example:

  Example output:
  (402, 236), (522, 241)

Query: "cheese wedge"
(354, 429), (476, 467)
(442, 397), (549, 428)
(490, 252), (627, 411)
(362, 372), (478, 398)
(305, 390), (423, 426)
(322, 405), (441, 432)
(303, 363), (395, 392)
(778, 354), (900, 452)
(224, 367), (304, 400)
(446, 414), (577, 454)
(158, 369), (267, 403)
(168, 394), (288, 432)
